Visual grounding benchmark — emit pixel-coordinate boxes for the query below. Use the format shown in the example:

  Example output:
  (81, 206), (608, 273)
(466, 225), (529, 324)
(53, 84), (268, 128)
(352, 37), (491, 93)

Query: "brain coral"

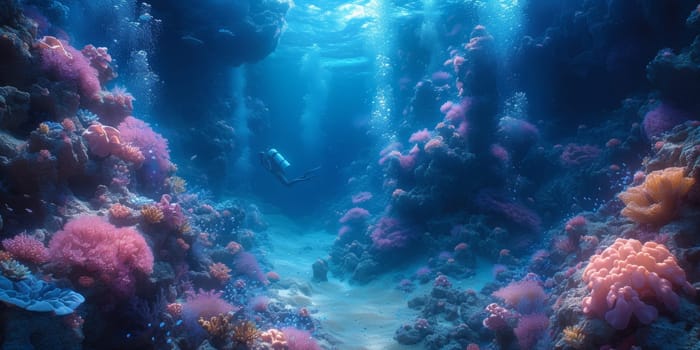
(617, 167), (695, 225)
(582, 238), (695, 330)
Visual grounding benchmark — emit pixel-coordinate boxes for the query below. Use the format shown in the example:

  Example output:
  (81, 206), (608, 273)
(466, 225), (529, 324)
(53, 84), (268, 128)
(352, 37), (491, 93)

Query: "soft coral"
(618, 167), (695, 225)
(48, 215), (154, 297)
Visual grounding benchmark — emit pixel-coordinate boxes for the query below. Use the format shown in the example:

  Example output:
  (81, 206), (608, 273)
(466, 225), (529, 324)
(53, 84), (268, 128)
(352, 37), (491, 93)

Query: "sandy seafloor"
(261, 214), (494, 349)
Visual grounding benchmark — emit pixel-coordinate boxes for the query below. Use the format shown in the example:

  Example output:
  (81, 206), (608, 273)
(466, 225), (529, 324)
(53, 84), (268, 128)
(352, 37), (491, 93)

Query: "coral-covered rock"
(646, 122), (700, 177)
(0, 86), (30, 130)
(646, 36), (700, 108)
(0, 0), (36, 88)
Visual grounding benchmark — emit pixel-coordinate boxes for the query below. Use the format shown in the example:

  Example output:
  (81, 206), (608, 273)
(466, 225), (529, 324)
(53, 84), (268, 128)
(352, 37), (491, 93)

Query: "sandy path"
(262, 214), (491, 349)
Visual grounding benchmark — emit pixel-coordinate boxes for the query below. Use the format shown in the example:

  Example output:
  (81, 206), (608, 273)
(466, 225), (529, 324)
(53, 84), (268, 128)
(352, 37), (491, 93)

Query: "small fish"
(190, 154), (198, 161)
(181, 35), (204, 45)
(24, 208), (33, 213)
(217, 28), (235, 37)
(22, 194), (31, 198)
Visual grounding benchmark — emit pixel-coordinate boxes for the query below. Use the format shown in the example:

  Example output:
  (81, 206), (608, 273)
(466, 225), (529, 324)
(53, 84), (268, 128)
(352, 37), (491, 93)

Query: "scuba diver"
(259, 148), (320, 186)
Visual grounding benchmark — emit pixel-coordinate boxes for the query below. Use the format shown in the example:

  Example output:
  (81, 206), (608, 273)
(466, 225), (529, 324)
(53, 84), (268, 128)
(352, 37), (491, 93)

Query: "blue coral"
(0, 274), (84, 315)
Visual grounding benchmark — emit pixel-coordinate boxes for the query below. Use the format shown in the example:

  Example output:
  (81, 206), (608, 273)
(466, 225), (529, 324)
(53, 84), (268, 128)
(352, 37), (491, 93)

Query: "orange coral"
(231, 320), (259, 346)
(37, 122), (50, 134)
(562, 325), (586, 348)
(115, 143), (145, 165)
(140, 205), (164, 224)
(0, 250), (12, 261)
(209, 262), (232, 283)
(260, 328), (287, 350)
(617, 167), (695, 225)
(166, 302), (183, 318)
(109, 203), (131, 220)
(225, 241), (242, 255)
(198, 313), (233, 341)
(167, 176), (187, 194)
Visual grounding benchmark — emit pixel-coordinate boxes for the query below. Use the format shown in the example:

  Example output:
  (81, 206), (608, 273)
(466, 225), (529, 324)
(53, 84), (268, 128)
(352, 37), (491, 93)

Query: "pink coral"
(82, 122), (122, 157)
(440, 98), (470, 136)
(482, 303), (515, 331)
(157, 194), (186, 230)
(370, 217), (414, 251)
(642, 102), (691, 140)
(48, 215), (154, 296)
(351, 191), (373, 204)
(492, 279), (546, 314)
(559, 143), (601, 167)
(582, 238), (695, 329)
(36, 36), (101, 101)
(2, 234), (49, 264)
(408, 128), (432, 143)
(513, 313), (549, 350)
(234, 252), (266, 283)
(91, 87), (134, 126)
(81, 44), (116, 84)
(117, 116), (172, 186)
(338, 207), (370, 224)
(182, 289), (236, 323)
(281, 328), (320, 350)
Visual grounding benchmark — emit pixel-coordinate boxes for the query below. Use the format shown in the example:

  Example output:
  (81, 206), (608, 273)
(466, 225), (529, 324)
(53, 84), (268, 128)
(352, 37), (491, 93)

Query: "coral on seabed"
(582, 238), (695, 330)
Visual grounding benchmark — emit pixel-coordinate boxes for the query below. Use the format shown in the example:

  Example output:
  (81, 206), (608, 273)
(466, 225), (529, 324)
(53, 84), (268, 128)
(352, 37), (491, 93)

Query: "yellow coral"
(618, 167), (695, 225)
(198, 313), (233, 341)
(231, 320), (259, 346)
(562, 325), (586, 349)
(37, 123), (50, 134)
(168, 176), (187, 194)
(140, 205), (164, 224)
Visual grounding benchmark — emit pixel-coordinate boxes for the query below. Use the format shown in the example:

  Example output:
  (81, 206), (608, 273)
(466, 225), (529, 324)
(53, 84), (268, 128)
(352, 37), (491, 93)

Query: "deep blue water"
(1, 0), (700, 349)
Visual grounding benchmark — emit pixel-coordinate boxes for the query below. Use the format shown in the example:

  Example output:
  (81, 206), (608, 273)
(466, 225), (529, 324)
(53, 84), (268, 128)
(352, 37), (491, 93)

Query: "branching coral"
(197, 314), (259, 347)
(618, 167), (695, 225)
(140, 205), (164, 224)
(198, 313), (233, 342)
(561, 325), (586, 349)
(231, 320), (259, 346)
(209, 262), (231, 284)
(260, 328), (287, 349)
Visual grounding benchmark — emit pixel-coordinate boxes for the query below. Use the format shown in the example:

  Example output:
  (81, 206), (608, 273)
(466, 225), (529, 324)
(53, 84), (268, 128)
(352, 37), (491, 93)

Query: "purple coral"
(339, 207), (370, 225)
(117, 116), (172, 188)
(36, 36), (101, 100)
(370, 217), (414, 251)
(642, 102), (691, 140)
